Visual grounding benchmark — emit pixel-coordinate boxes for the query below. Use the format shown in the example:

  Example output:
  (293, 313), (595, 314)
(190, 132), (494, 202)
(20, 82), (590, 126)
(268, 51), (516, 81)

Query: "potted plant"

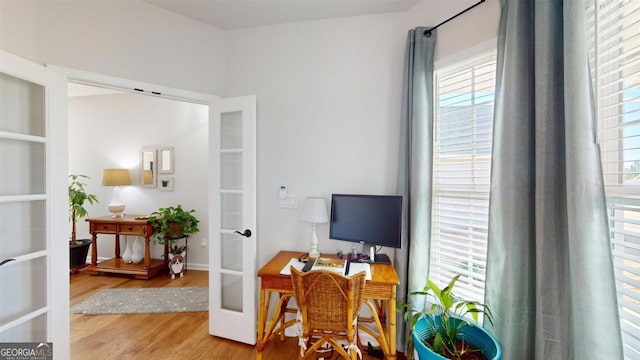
(68, 174), (98, 271)
(398, 275), (501, 360)
(149, 205), (200, 256)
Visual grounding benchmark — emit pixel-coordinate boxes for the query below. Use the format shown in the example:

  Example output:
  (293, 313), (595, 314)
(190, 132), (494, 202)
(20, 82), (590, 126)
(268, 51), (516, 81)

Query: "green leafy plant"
(68, 174), (98, 245)
(398, 275), (493, 360)
(149, 205), (199, 254)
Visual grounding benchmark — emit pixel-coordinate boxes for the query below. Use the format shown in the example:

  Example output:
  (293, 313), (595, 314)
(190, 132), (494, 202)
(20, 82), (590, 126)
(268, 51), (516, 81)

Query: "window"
(430, 52), (497, 303)
(588, 0), (640, 358)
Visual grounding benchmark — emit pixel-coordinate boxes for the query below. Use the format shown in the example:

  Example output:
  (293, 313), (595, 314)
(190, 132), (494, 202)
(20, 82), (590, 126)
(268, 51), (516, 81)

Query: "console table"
(86, 215), (168, 280)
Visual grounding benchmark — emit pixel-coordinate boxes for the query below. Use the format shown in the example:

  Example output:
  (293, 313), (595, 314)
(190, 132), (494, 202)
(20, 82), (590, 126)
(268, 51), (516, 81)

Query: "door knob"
(234, 229), (252, 238)
(0, 259), (16, 268)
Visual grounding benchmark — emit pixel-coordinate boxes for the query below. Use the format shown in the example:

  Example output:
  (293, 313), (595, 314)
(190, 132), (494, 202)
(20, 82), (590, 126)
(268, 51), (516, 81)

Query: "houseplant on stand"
(398, 275), (501, 360)
(149, 205), (199, 278)
(68, 174), (98, 273)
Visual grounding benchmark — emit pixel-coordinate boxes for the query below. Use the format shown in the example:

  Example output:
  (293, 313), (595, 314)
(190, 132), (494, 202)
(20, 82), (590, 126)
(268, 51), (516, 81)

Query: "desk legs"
(257, 289), (296, 360)
(256, 286), (268, 360)
(389, 289), (397, 359)
(256, 289), (397, 360)
(360, 298), (397, 360)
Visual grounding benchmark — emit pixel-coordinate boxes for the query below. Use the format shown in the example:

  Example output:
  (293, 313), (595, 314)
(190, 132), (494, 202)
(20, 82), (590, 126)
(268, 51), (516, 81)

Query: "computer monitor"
(329, 194), (403, 263)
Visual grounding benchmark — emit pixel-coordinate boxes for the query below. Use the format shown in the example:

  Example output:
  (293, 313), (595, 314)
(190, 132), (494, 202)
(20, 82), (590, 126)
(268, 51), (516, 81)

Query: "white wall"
(1, 0), (500, 269)
(68, 93), (210, 268)
(225, 2), (500, 266)
(0, 0), (227, 95)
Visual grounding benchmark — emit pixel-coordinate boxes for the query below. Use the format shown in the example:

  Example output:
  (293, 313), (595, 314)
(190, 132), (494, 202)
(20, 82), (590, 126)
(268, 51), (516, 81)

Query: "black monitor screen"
(329, 194), (403, 249)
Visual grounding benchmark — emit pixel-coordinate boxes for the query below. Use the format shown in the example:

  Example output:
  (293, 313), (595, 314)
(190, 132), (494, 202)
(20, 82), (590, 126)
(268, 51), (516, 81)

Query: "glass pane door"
(0, 51), (68, 357)
(220, 111), (244, 312)
(0, 72), (49, 342)
(209, 95), (256, 345)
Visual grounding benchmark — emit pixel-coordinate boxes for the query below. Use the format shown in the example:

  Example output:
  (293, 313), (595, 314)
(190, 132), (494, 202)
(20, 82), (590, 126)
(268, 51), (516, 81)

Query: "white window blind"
(588, 0), (640, 359)
(430, 52), (496, 304)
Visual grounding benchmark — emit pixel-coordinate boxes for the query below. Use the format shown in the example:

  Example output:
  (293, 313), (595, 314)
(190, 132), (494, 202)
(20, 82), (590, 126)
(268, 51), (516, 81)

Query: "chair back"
(290, 267), (366, 334)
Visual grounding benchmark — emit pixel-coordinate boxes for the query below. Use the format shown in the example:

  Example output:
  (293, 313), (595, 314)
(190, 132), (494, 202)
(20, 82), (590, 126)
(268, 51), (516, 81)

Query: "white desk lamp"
(102, 168), (131, 218)
(301, 197), (329, 258)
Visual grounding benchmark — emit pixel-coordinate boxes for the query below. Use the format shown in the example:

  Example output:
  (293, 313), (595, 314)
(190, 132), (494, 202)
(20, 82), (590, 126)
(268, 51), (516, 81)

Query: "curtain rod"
(424, 0), (486, 37)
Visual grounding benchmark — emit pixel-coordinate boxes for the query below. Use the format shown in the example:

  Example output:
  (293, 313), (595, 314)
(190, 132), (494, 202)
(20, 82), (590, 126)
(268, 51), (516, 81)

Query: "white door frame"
(47, 65), (217, 105)
(48, 66), (258, 344)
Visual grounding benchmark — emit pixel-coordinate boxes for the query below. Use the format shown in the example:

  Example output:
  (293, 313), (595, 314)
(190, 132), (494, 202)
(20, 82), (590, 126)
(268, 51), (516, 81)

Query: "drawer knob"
(128, 227), (133, 230)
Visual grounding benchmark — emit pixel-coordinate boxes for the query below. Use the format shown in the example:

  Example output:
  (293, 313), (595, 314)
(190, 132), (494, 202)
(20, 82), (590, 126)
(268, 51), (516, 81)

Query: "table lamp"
(301, 197), (329, 258)
(102, 168), (131, 218)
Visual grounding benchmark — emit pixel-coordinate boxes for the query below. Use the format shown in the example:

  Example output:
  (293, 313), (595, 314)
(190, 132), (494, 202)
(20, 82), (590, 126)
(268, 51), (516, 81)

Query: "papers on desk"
(348, 262), (372, 281)
(279, 258), (371, 280)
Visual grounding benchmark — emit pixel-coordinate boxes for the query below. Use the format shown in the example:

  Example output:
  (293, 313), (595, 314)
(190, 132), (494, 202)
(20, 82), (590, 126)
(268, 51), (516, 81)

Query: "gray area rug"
(71, 287), (208, 315)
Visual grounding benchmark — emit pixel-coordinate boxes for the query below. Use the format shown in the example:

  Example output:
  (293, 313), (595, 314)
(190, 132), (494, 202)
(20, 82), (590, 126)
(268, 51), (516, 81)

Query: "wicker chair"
(290, 267), (367, 360)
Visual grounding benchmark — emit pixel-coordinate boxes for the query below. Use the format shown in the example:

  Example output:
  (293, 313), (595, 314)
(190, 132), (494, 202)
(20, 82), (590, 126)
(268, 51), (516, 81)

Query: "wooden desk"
(86, 215), (168, 280)
(257, 250), (400, 360)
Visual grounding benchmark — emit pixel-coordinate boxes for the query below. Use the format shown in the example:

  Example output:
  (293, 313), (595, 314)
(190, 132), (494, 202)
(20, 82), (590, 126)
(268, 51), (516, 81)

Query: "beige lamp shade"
(102, 169), (132, 186)
(102, 169), (131, 218)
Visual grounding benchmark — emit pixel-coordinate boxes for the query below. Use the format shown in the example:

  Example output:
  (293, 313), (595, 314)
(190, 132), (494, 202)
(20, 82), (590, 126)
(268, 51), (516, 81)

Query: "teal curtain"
(485, 0), (623, 358)
(394, 27), (436, 351)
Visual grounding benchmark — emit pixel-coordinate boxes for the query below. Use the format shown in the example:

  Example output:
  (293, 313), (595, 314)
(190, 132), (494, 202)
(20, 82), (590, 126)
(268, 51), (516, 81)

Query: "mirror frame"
(158, 146), (174, 174)
(140, 147), (157, 188)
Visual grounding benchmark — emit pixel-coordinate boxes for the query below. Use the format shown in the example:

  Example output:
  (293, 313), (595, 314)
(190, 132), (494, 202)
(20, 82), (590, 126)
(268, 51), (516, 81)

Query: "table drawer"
(119, 224), (146, 235)
(94, 223), (117, 233)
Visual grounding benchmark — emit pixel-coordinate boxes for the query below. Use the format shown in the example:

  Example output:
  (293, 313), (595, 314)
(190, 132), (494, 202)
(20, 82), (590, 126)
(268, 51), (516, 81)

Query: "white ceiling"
(143, 0), (421, 29)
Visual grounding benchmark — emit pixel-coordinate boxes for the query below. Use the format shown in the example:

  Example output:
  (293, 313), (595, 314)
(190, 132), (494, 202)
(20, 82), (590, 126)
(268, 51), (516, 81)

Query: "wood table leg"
(90, 232), (97, 266)
(144, 234), (151, 270)
(279, 293), (290, 341)
(256, 286), (268, 360)
(115, 234), (121, 258)
(389, 293), (397, 359)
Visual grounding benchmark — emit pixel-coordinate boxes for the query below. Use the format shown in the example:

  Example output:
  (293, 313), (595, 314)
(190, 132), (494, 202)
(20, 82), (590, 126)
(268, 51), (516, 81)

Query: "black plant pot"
(70, 239), (92, 271)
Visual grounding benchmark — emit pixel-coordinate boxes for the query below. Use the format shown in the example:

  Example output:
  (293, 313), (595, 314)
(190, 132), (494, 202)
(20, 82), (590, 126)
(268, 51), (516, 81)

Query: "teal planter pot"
(413, 315), (502, 360)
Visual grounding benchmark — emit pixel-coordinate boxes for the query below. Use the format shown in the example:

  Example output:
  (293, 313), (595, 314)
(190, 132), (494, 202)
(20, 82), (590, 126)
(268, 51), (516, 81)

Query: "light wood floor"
(70, 269), (401, 360)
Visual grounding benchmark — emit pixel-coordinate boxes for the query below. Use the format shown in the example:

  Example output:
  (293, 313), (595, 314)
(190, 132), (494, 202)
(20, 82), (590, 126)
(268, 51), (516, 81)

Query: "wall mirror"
(140, 147), (157, 187)
(158, 146), (174, 174)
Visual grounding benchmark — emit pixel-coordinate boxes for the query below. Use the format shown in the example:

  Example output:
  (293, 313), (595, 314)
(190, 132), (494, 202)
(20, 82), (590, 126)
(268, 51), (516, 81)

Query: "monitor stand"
(360, 244), (392, 264)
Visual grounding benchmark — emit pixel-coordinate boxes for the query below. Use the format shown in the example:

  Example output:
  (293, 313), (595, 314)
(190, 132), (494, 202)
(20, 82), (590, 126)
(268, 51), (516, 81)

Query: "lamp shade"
(301, 197), (329, 223)
(102, 169), (132, 186)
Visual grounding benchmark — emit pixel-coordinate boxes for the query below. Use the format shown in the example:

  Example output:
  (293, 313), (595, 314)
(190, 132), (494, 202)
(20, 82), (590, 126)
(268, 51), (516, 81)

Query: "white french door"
(209, 95), (257, 344)
(0, 51), (68, 357)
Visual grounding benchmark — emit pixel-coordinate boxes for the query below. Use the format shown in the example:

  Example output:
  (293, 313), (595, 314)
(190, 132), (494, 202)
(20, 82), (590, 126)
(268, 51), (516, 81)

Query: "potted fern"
(68, 174), (98, 271)
(149, 205), (200, 256)
(398, 275), (501, 360)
